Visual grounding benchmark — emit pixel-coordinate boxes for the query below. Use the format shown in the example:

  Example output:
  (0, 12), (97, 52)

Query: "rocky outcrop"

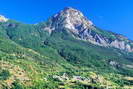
(108, 60), (121, 68)
(110, 40), (133, 52)
(0, 15), (8, 22)
(43, 7), (133, 52)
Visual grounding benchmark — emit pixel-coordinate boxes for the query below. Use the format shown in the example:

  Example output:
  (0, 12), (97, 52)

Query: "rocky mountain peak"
(0, 15), (8, 22)
(43, 7), (133, 52)
(51, 7), (93, 33)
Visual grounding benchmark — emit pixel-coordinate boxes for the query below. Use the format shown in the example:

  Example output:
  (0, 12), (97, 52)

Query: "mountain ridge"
(42, 7), (133, 52)
(1, 7), (133, 52)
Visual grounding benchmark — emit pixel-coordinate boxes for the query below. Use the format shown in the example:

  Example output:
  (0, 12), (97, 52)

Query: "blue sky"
(0, 0), (133, 40)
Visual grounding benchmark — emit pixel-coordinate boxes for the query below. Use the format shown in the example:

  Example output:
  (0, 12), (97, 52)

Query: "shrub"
(0, 70), (10, 80)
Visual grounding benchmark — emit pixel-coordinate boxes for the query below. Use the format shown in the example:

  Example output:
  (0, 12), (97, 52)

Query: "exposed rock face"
(52, 7), (93, 33)
(109, 60), (121, 68)
(110, 40), (133, 52)
(0, 15), (8, 22)
(44, 7), (133, 52)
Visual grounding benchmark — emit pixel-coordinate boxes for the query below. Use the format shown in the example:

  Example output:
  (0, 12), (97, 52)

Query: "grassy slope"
(0, 21), (133, 88)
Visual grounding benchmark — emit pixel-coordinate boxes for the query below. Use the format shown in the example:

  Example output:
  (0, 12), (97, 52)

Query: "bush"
(11, 81), (24, 89)
(0, 70), (10, 80)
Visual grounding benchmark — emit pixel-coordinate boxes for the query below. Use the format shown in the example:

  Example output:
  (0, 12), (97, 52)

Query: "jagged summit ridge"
(43, 7), (133, 52)
(0, 15), (8, 22)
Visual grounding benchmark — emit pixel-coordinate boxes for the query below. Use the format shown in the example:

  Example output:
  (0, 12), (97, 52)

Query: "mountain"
(44, 7), (133, 52)
(0, 7), (133, 89)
